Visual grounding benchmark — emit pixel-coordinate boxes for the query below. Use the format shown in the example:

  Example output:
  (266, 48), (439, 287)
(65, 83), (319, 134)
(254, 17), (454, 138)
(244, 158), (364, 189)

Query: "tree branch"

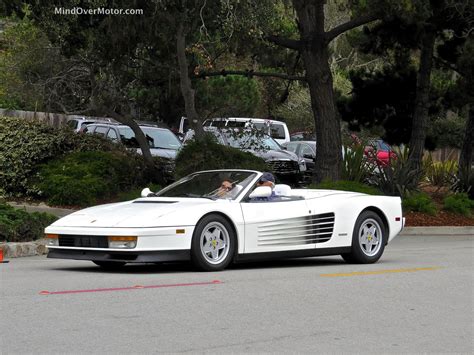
(325, 13), (380, 43)
(194, 69), (306, 82)
(265, 34), (302, 50)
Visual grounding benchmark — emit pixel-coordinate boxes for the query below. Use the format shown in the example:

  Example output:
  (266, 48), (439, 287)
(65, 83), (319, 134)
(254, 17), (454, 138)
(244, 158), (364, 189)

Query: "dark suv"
(183, 127), (306, 184)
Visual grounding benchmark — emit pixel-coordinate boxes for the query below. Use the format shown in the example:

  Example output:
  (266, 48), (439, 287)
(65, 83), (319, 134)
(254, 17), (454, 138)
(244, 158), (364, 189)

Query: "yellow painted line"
(320, 267), (441, 277)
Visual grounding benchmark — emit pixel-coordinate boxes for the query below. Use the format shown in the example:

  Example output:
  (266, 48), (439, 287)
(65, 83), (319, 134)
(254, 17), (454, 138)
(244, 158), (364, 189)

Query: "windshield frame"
(154, 170), (260, 201)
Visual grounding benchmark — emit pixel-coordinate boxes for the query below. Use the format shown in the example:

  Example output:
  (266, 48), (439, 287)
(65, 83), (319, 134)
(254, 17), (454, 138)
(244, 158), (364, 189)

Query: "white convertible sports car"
(45, 170), (404, 271)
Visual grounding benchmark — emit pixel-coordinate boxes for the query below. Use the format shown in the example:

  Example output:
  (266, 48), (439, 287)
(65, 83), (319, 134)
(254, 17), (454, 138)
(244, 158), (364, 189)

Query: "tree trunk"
(105, 111), (154, 164)
(459, 104), (473, 173)
(176, 22), (204, 137)
(408, 28), (436, 176)
(293, 0), (342, 183)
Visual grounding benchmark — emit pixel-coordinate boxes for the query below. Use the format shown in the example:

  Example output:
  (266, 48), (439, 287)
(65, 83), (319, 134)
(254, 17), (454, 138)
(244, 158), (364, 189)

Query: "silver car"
(84, 123), (182, 159)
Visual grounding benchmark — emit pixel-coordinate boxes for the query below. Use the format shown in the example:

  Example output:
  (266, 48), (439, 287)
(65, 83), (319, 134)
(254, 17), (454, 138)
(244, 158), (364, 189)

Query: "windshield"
(223, 131), (281, 151)
(118, 127), (182, 150)
(156, 171), (257, 200)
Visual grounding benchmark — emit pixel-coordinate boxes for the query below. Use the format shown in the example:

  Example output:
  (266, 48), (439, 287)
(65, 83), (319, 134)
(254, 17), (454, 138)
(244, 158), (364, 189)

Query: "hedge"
(0, 116), (121, 197)
(0, 202), (57, 242)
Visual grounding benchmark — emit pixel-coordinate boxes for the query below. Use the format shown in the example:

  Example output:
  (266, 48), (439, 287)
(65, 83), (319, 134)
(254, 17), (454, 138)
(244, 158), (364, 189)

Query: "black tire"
(191, 214), (236, 271)
(92, 261), (126, 269)
(341, 210), (387, 264)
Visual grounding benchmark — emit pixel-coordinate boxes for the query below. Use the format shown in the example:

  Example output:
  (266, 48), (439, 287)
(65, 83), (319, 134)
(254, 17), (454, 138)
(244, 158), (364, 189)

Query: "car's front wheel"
(341, 211), (386, 264)
(191, 214), (236, 271)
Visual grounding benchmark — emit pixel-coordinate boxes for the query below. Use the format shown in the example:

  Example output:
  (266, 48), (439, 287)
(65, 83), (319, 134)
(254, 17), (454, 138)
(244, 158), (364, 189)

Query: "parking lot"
(1, 233), (473, 354)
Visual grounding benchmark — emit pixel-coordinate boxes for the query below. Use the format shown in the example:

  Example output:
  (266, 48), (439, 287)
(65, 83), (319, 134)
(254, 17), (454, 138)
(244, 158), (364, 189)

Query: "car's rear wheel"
(191, 214), (236, 271)
(341, 211), (386, 264)
(92, 261), (126, 269)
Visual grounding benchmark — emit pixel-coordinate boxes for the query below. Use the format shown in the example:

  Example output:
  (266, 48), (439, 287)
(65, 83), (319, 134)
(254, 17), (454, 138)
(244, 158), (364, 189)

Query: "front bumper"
(47, 248), (190, 263)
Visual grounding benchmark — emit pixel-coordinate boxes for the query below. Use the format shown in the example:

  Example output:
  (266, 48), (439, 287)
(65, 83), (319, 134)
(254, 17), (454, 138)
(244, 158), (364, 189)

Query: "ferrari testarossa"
(45, 170), (404, 271)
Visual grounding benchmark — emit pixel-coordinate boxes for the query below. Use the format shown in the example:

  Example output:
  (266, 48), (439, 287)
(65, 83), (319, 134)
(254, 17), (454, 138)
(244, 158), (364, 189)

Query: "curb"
(401, 226), (474, 236)
(1, 239), (48, 259)
(1, 227), (473, 260)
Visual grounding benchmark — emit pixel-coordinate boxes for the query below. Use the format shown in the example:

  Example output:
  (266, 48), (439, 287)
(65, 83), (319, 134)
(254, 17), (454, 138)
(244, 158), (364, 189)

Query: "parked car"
(45, 169), (405, 271)
(365, 139), (397, 167)
(84, 123), (182, 159)
(178, 117), (291, 144)
(290, 130), (316, 141)
(183, 127), (306, 184)
(282, 141), (316, 182)
(66, 117), (101, 133)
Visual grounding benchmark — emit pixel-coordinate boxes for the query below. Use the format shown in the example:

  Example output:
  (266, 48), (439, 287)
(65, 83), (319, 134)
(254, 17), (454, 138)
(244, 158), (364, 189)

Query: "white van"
(202, 117), (290, 145)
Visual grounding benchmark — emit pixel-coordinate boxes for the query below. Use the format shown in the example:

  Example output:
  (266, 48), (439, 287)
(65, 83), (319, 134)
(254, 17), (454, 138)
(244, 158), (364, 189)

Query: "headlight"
(45, 234), (59, 246)
(298, 159), (306, 171)
(108, 236), (137, 249)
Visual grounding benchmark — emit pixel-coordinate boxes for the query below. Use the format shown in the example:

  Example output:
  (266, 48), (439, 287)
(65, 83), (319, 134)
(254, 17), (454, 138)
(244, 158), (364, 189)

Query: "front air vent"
(258, 213), (335, 246)
(59, 235), (108, 248)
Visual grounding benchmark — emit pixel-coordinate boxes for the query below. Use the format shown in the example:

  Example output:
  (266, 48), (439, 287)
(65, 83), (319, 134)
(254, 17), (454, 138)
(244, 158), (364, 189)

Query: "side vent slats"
(258, 213), (335, 246)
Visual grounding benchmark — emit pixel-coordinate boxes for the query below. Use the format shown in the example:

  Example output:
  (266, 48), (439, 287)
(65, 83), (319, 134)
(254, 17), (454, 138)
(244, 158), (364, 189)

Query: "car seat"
(273, 184), (292, 196)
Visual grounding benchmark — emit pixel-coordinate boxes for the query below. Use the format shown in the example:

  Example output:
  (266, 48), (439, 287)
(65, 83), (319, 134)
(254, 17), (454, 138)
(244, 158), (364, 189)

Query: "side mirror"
(248, 186), (272, 199)
(141, 188), (153, 197)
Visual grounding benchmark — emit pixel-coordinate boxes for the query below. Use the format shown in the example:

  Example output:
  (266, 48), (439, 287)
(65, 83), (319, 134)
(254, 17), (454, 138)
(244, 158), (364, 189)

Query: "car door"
(240, 198), (316, 253)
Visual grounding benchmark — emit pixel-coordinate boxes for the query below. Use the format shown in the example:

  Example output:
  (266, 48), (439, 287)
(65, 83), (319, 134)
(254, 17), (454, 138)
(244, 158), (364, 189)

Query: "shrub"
(0, 116), (121, 197)
(175, 134), (268, 178)
(423, 155), (458, 188)
(369, 146), (421, 197)
(310, 180), (381, 195)
(402, 192), (436, 215)
(443, 193), (474, 216)
(0, 202), (57, 242)
(452, 166), (474, 199)
(37, 151), (147, 207)
(342, 144), (376, 183)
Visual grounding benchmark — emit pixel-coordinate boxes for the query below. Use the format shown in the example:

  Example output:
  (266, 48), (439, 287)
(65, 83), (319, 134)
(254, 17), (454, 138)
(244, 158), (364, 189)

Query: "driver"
(215, 178), (234, 198)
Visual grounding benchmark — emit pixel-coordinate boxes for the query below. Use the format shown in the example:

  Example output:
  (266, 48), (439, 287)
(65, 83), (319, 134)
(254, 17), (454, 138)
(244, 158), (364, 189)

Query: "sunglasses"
(221, 184), (232, 191)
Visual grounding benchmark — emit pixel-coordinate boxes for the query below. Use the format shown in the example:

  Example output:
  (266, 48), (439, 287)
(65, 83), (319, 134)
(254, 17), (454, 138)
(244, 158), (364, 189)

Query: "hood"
(131, 148), (179, 159)
(50, 197), (211, 228)
(150, 148), (178, 159)
(245, 149), (299, 162)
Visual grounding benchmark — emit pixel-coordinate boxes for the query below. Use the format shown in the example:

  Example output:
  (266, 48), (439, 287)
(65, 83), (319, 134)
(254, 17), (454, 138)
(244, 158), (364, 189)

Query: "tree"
(262, 0), (393, 182)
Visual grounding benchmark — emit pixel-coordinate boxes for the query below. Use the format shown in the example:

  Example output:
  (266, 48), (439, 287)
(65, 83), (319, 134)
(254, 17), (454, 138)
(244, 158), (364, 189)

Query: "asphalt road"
(1, 234), (473, 354)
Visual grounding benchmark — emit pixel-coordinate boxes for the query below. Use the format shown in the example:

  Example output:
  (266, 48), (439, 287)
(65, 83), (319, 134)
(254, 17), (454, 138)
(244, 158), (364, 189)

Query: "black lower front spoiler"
(47, 248), (190, 263)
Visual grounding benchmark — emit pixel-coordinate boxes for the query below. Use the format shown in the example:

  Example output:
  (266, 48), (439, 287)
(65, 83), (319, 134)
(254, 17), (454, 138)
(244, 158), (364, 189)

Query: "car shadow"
(46, 256), (347, 274)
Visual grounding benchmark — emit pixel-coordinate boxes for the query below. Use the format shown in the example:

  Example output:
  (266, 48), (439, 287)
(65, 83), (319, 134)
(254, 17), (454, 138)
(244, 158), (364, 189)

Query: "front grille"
(258, 212), (335, 246)
(267, 160), (299, 173)
(58, 235), (108, 248)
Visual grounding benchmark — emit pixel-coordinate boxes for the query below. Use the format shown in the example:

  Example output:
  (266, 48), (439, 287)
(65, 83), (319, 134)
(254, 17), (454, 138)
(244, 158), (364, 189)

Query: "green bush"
(423, 155), (458, 188)
(0, 202), (57, 242)
(0, 116), (121, 197)
(175, 134), (268, 178)
(402, 192), (437, 215)
(310, 180), (381, 195)
(38, 151), (147, 207)
(342, 144), (376, 182)
(452, 166), (474, 199)
(443, 193), (474, 216)
(369, 146), (421, 197)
